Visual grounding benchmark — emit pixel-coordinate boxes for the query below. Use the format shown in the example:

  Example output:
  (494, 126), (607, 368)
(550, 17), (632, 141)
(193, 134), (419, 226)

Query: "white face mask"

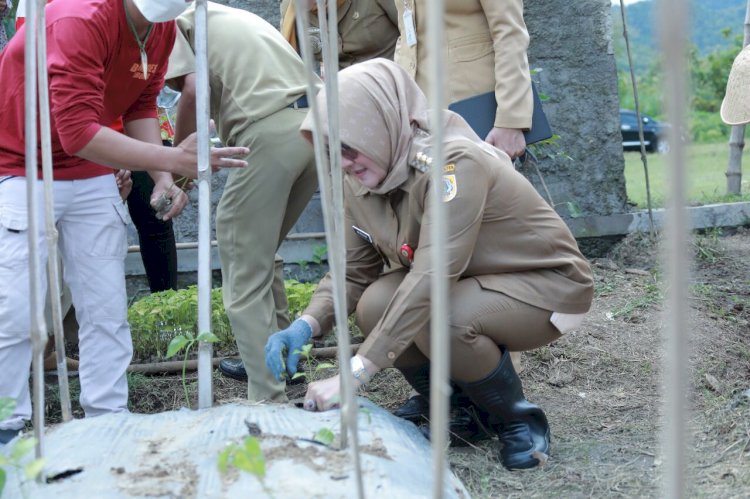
(132, 0), (191, 23)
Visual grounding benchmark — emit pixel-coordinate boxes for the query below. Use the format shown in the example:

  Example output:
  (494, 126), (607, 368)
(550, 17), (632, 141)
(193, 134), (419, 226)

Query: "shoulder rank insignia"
(409, 151), (432, 173)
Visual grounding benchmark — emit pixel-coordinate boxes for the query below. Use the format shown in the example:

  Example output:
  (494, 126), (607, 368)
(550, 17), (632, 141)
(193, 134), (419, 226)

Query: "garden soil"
(44, 229), (750, 498)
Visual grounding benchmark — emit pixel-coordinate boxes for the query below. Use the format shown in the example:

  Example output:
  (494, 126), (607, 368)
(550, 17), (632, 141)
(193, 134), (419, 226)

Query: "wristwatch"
(350, 356), (371, 386)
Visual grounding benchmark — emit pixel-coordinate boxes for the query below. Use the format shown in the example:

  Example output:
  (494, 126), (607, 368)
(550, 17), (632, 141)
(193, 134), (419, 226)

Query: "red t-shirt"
(0, 0), (175, 179)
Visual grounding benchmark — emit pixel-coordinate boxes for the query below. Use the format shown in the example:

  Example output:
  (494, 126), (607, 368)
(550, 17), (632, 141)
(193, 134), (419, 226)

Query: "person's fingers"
(265, 341), (284, 381)
(286, 349), (301, 377)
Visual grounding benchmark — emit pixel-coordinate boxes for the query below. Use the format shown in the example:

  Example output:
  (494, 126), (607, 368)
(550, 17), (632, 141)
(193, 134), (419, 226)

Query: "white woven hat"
(721, 45), (750, 125)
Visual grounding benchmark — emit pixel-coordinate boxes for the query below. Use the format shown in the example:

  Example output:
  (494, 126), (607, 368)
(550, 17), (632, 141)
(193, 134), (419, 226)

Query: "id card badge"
(403, 8), (417, 47)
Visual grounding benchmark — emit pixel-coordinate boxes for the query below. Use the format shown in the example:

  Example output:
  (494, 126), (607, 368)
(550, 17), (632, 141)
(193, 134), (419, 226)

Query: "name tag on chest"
(352, 225), (373, 244)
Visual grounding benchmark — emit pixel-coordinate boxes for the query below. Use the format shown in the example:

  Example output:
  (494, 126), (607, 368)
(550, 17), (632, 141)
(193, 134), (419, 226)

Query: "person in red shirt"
(18, 0), (180, 294)
(0, 0), (248, 444)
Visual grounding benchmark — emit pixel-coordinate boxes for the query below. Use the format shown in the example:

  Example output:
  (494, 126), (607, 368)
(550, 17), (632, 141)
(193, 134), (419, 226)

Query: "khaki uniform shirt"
(280, 0), (399, 69)
(305, 141), (593, 368)
(394, 0), (533, 129)
(166, 3), (319, 146)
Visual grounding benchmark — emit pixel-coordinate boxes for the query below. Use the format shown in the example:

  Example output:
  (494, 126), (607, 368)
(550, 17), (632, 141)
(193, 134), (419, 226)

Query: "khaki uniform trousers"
(217, 107), (317, 402)
(354, 270), (561, 383)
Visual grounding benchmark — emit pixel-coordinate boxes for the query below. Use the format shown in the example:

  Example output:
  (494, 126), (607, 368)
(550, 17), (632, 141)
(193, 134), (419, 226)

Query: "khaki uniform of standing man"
(394, 0), (532, 159)
(280, 0), (399, 70)
(166, 1), (320, 402)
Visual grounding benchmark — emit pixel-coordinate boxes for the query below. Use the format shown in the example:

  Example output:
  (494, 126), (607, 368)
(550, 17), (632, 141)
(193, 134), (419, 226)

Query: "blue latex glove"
(264, 319), (313, 381)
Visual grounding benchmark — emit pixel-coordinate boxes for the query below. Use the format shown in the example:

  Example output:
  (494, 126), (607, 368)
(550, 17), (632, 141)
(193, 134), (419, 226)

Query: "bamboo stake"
(36, 0), (72, 424)
(725, 0), (750, 195)
(193, 0), (213, 410)
(619, 0), (656, 238)
(425, 2), (450, 498)
(315, 3), (364, 495)
(657, 0), (691, 497)
(25, 0), (47, 483)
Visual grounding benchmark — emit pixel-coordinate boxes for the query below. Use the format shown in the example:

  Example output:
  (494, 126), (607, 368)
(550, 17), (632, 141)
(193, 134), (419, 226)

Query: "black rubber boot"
(455, 349), (550, 470)
(393, 364), (492, 446)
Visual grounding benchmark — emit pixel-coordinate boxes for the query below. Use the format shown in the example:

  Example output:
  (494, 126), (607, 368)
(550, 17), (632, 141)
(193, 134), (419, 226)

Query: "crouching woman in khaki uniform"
(264, 59), (594, 470)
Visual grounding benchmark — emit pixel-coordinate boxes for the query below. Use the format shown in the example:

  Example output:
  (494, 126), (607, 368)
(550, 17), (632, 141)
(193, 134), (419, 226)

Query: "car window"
(621, 113), (638, 127)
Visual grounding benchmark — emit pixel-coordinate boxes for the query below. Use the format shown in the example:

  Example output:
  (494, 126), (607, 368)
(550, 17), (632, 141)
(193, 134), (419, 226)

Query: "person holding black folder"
(394, 0), (533, 159)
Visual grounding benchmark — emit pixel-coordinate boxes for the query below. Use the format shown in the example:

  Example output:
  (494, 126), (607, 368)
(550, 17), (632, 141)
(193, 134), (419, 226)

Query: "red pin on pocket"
(400, 243), (414, 264)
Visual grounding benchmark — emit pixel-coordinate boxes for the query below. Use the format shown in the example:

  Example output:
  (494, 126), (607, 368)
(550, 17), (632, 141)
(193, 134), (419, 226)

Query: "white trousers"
(0, 175), (132, 430)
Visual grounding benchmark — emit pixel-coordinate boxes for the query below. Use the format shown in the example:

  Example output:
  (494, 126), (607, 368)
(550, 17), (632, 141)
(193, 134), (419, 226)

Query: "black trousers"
(126, 170), (178, 292)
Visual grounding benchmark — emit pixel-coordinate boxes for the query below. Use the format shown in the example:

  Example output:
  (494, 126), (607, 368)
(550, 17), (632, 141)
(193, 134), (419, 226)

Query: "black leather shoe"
(393, 394), (430, 423)
(0, 428), (21, 445)
(218, 358), (247, 381)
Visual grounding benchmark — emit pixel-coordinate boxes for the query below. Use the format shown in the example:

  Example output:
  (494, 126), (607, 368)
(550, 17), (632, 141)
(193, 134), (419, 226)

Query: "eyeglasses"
(326, 142), (359, 161)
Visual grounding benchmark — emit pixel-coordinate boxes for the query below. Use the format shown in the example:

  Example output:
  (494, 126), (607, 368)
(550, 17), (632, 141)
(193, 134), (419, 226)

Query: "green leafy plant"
(0, 398), (45, 497)
(290, 344), (335, 383)
(313, 427), (335, 446)
(218, 436), (272, 495)
(284, 280), (318, 321)
(166, 331), (220, 408)
(128, 286), (233, 361)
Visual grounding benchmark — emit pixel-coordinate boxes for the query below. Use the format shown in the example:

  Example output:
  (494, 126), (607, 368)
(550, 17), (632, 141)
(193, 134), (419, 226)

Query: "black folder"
(448, 82), (553, 145)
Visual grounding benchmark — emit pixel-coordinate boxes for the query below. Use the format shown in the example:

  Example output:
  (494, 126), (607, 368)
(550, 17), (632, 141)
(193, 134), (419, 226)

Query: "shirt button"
(387, 352), (396, 360)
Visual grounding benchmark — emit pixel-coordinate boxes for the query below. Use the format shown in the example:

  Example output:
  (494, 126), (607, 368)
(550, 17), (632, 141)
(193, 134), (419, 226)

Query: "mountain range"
(612, 0), (746, 72)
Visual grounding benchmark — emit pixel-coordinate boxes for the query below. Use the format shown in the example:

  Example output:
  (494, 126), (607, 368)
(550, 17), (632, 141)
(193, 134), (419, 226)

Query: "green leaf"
(291, 372), (306, 380)
(0, 468), (6, 497)
(217, 445), (234, 474)
(0, 397), (15, 422)
(196, 332), (220, 343)
(313, 427), (335, 446)
(359, 407), (372, 425)
(11, 437), (36, 460)
(243, 436), (263, 457)
(564, 201), (583, 218)
(166, 335), (190, 358)
(24, 458), (46, 480)
(314, 362), (335, 371)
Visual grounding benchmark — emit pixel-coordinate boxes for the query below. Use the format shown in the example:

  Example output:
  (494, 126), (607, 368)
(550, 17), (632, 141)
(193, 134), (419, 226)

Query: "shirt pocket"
(448, 33), (494, 63)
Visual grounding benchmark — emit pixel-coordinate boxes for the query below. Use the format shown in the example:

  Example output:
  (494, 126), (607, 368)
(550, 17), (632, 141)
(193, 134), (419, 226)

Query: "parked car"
(620, 109), (671, 153)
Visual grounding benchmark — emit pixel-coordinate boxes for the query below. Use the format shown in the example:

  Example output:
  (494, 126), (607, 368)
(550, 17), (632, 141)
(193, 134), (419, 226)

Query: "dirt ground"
(44, 228), (750, 498)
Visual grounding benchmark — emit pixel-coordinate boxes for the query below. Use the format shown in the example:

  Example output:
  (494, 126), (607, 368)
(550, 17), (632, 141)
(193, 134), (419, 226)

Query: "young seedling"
(290, 344), (335, 382)
(218, 436), (273, 496)
(0, 398), (45, 497)
(166, 331), (220, 408)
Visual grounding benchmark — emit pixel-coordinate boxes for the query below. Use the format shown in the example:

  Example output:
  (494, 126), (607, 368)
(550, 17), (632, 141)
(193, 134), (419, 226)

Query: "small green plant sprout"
(311, 245), (328, 265)
(166, 331), (220, 408)
(290, 344), (335, 382)
(218, 436), (271, 494)
(0, 398), (45, 497)
(312, 427), (335, 447)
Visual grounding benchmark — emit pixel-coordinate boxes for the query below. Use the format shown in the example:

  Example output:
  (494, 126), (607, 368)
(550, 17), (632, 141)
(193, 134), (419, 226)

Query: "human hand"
(303, 375), (342, 412)
(115, 169), (133, 201)
(172, 121), (249, 179)
(485, 127), (526, 159)
(150, 178), (188, 221)
(264, 319), (313, 381)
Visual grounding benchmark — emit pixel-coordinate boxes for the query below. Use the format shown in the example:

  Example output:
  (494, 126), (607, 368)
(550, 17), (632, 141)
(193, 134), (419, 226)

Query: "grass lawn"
(624, 142), (750, 208)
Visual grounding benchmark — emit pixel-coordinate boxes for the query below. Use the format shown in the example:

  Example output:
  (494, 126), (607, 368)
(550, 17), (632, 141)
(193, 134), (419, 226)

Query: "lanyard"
(123, 0), (153, 80)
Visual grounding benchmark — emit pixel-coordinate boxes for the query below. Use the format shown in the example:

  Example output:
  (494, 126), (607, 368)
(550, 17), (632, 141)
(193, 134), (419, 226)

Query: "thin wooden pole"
(725, 0), (750, 195)
(426, 1), (450, 498)
(194, 0), (213, 409)
(25, 0), (47, 482)
(37, 0), (72, 424)
(658, 0), (691, 497)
